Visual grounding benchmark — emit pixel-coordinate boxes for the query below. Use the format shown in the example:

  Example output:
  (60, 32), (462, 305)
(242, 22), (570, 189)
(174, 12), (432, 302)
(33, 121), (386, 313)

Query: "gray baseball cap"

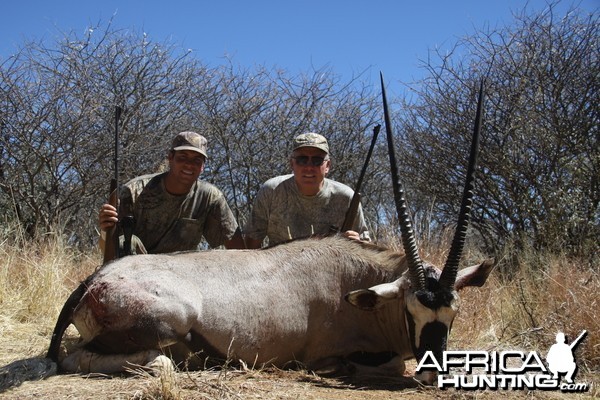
(171, 131), (208, 158)
(292, 132), (329, 154)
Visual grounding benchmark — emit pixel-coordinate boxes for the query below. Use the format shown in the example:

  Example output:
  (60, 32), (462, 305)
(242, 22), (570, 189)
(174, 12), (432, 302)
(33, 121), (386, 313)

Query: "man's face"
(290, 147), (330, 196)
(168, 150), (205, 186)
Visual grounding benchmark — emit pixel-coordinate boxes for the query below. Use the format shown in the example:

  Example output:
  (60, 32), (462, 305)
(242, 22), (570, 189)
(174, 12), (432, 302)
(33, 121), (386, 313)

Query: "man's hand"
(342, 230), (361, 241)
(99, 203), (119, 232)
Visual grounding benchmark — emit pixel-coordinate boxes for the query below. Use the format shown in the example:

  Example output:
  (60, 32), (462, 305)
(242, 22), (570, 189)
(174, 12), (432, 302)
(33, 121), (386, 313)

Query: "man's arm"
(242, 182), (272, 249)
(345, 203), (370, 241)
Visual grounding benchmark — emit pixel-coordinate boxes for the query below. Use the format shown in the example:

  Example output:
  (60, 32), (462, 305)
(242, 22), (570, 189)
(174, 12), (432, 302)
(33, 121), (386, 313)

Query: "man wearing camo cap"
(99, 131), (245, 253)
(244, 132), (370, 248)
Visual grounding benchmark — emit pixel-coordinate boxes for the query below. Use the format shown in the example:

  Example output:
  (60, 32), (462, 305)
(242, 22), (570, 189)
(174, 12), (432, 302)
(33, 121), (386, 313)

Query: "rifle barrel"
(340, 124), (380, 232)
(103, 106), (122, 264)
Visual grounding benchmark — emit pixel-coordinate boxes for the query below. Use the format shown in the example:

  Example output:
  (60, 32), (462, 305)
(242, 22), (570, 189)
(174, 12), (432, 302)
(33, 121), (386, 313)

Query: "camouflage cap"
(171, 131), (208, 158)
(292, 132), (329, 154)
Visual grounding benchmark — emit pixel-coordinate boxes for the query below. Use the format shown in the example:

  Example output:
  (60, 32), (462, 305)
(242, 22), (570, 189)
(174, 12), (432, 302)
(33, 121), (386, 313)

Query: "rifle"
(340, 124), (381, 232)
(102, 106), (122, 264)
(570, 330), (587, 350)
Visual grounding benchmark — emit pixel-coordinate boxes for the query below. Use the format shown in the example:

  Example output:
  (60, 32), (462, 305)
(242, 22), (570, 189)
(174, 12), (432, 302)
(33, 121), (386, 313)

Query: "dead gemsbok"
(46, 77), (492, 385)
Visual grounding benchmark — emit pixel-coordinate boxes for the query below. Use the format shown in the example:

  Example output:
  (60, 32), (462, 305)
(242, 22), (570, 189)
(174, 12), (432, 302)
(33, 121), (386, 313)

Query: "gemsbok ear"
(454, 259), (494, 291)
(345, 280), (401, 311)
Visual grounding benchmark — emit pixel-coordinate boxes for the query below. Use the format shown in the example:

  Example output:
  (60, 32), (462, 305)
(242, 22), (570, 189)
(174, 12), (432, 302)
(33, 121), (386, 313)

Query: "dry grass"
(0, 225), (97, 366)
(452, 251), (599, 370)
(0, 227), (598, 399)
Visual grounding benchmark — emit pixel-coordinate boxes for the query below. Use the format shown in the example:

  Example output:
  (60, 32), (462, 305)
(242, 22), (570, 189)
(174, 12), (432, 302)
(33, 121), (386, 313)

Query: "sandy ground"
(1, 349), (597, 399)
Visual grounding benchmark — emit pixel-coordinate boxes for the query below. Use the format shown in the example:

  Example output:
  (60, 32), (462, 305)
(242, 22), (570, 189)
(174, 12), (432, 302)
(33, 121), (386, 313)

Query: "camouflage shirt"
(119, 172), (238, 253)
(244, 174), (370, 246)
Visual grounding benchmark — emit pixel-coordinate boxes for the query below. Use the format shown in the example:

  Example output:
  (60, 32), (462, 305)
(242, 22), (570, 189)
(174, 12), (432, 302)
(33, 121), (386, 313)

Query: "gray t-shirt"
(244, 174), (370, 246)
(119, 172), (238, 253)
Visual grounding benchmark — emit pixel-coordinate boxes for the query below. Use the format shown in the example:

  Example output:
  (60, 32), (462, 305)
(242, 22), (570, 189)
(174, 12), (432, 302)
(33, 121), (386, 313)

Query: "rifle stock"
(341, 192), (361, 232)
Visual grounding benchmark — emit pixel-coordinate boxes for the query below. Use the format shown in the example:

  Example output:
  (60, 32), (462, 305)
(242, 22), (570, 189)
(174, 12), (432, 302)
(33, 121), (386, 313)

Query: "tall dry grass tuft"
(0, 222), (98, 364)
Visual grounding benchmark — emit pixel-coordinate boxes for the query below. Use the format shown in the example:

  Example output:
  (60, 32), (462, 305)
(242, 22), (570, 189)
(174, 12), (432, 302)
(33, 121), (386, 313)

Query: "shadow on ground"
(0, 357), (56, 393)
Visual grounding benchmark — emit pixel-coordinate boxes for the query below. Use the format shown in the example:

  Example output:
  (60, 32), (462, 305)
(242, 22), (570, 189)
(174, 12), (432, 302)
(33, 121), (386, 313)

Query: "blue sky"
(2, 1), (597, 96)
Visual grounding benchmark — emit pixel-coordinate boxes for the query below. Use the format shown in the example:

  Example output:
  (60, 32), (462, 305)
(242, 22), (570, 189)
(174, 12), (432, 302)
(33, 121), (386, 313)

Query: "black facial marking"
(414, 320), (449, 362)
(407, 273), (454, 364)
(414, 276), (455, 309)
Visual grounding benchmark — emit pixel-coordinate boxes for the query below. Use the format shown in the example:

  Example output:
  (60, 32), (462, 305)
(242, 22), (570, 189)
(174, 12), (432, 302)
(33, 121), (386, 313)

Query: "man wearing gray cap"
(98, 131), (245, 253)
(244, 132), (370, 248)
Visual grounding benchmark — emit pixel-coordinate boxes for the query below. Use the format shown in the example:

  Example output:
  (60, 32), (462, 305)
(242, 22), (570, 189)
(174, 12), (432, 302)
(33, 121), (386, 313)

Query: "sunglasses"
(292, 155), (328, 166)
